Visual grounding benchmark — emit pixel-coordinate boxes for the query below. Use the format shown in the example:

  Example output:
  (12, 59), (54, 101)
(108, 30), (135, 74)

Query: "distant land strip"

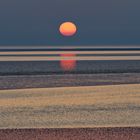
(1, 51), (140, 55)
(0, 53), (140, 57)
(1, 47), (140, 52)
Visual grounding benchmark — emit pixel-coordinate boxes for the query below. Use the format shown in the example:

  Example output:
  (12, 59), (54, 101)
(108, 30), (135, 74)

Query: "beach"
(0, 46), (140, 139)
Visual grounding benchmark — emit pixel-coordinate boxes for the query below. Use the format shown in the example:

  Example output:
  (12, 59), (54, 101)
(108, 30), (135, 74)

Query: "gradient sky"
(0, 0), (140, 46)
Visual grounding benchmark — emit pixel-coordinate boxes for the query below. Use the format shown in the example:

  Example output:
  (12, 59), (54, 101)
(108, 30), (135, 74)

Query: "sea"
(0, 46), (140, 75)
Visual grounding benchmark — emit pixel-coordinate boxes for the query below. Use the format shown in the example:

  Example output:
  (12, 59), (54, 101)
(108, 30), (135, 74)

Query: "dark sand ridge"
(0, 128), (140, 140)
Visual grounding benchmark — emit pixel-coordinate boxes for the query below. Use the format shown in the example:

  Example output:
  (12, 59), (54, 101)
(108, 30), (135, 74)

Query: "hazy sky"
(0, 0), (140, 46)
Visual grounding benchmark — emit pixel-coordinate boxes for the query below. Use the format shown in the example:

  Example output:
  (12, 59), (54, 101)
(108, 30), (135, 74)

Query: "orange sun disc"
(59, 22), (77, 36)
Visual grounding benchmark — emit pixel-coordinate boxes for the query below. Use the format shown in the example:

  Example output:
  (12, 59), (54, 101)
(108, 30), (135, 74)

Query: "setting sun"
(59, 22), (77, 36)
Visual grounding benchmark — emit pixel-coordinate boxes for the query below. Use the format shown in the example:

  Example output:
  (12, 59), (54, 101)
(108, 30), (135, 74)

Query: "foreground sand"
(0, 84), (140, 128)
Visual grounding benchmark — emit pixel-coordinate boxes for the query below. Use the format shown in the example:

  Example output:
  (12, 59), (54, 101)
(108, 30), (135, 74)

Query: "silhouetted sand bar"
(0, 84), (140, 128)
(0, 46), (140, 52)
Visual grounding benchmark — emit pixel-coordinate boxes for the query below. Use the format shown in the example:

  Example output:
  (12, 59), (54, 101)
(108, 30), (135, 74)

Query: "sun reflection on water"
(60, 54), (76, 71)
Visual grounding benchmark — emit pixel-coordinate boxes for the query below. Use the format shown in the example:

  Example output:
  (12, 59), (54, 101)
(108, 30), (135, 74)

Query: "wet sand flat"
(0, 84), (140, 128)
(0, 73), (140, 90)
